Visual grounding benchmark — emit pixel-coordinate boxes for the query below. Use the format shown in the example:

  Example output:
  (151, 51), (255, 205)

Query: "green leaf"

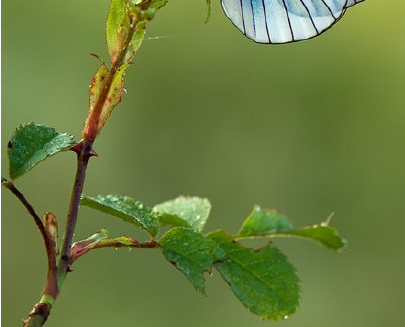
(106, 0), (126, 63)
(80, 194), (159, 237)
(106, 0), (168, 65)
(205, 0), (212, 23)
(154, 196), (211, 231)
(98, 63), (128, 131)
(208, 230), (300, 320)
(86, 63), (108, 127)
(280, 225), (347, 250)
(7, 123), (75, 180)
(149, 0), (169, 10)
(85, 62), (129, 136)
(238, 205), (293, 237)
(237, 206), (346, 250)
(124, 23), (146, 63)
(159, 227), (225, 295)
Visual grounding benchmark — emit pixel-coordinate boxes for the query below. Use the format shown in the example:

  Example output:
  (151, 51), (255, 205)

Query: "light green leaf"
(154, 196), (211, 231)
(86, 63), (108, 127)
(279, 225), (347, 250)
(85, 62), (129, 135)
(208, 229), (300, 320)
(106, 0), (126, 63)
(124, 23), (146, 63)
(237, 206), (346, 250)
(238, 205), (293, 237)
(106, 0), (168, 64)
(149, 0), (169, 10)
(205, 0), (212, 22)
(159, 227), (225, 295)
(80, 194), (159, 237)
(7, 123), (75, 180)
(98, 63), (128, 131)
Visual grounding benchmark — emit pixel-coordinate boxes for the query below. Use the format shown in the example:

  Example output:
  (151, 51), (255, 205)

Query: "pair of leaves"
(80, 194), (211, 237)
(237, 205), (346, 250)
(80, 193), (345, 320)
(106, 0), (169, 65)
(159, 227), (299, 320)
(84, 0), (169, 139)
(4, 122), (346, 321)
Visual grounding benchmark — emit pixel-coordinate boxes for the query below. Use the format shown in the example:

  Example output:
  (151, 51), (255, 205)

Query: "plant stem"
(3, 181), (48, 243)
(57, 139), (94, 287)
(82, 15), (137, 142)
(21, 2), (156, 325)
(3, 182), (58, 299)
(70, 237), (159, 263)
(2, 182), (59, 327)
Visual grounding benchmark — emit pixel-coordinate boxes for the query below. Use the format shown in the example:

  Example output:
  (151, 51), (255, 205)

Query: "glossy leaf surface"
(154, 196), (211, 231)
(8, 123), (75, 180)
(280, 225), (347, 250)
(238, 205), (293, 236)
(237, 205), (346, 250)
(159, 227), (225, 294)
(81, 194), (159, 237)
(208, 229), (299, 320)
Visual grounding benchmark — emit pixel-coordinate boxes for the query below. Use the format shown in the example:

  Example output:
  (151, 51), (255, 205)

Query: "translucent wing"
(221, 0), (364, 43)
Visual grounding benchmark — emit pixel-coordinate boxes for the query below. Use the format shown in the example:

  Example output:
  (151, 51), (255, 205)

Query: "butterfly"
(221, 0), (364, 43)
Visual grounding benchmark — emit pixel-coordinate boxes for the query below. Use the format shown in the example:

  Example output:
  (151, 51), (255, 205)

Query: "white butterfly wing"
(221, 0), (364, 43)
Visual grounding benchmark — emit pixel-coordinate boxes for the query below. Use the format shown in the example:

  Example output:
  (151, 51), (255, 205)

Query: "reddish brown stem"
(71, 238), (159, 263)
(57, 139), (95, 284)
(3, 182), (58, 298)
(82, 21), (135, 142)
(3, 181), (47, 242)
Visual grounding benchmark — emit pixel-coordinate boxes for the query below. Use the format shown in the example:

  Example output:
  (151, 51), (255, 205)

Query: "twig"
(19, 2), (156, 325)
(3, 181), (47, 240)
(57, 139), (95, 287)
(70, 236), (159, 263)
(3, 182), (59, 326)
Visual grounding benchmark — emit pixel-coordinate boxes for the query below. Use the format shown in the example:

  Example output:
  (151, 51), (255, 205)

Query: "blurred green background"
(2, 1), (405, 326)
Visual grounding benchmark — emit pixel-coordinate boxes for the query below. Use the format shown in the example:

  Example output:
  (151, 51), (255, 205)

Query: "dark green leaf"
(238, 205), (293, 237)
(80, 194), (159, 237)
(208, 229), (300, 320)
(8, 123), (75, 180)
(159, 227), (225, 295)
(154, 196), (211, 231)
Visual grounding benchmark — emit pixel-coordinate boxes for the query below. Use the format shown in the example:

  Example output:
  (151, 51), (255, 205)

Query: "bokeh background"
(2, 1), (404, 326)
